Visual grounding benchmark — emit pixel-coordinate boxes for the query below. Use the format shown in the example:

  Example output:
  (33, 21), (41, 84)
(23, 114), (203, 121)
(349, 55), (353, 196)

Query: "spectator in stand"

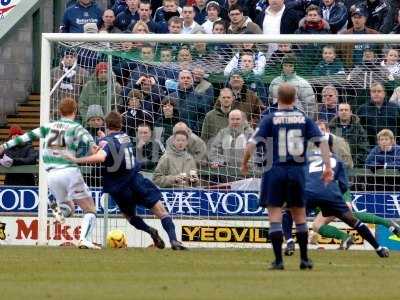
(389, 85), (400, 106)
(363, 0), (389, 32)
(193, 0), (208, 25)
(225, 53), (268, 103)
(168, 15), (183, 34)
(98, 9), (121, 33)
(181, 5), (206, 34)
(82, 104), (105, 187)
(209, 109), (254, 171)
(85, 104), (106, 140)
(357, 82), (400, 146)
(51, 49), (89, 115)
(365, 129), (400, 172)
(121, 89), (154, 138)
(226, 71), (264, 127)
(154, 96), (181, 143)
(347, 48), (391, 88)
(381, 48), (400, 79)
(79, 62), (122, 124)
(202, 88), (234, 147)
(115, 0), (140, 32)
(131, 1), (166, 33)
(111, 0), (128, 15)
(318, 85), (339, 122)
(0, 125), (38, 186)
(127, 44), (177, 90)
(320, 0), (348, 34)
(153, 0), (181, 32)
(192, 66), (214, 104)
(166, 122), (207, 165)
(174, 46), (193, 71)
(390, 9), (400, 33)
(212, 19), (226, 34)
(295, 5), (331, 70)
(227, 4), (262, 34)
(201, 1), (223, 34)
(329, 102), (369, 167)
(168, 70), (213, 135)
(312, 45), (345, 77)
(256, 0), (300, 58)
(224, 43), (266, 77)
(134, 123), (165, 172)
(341, 5), (379, 67)
(266, 43), (294, 69)
(268, 55), (317, 119)
(154, 130), (199, 188)
(126, 74), (163, 119)
(60, 0), (103, 33)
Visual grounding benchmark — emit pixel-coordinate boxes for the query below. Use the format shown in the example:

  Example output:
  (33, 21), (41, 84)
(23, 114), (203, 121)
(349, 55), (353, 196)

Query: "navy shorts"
(259, 165), (305, 208)
(305, 194), (350, 218)
(110, 173), (162, 217)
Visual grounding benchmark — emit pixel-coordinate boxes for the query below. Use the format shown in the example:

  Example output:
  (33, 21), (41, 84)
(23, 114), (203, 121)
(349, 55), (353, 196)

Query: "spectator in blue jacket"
(320, 0), (348, 34)
(193, 0), (208, 24)
(366, 129), (400, 172)
(111, 0), (127, 15)
(61, 0), (103, 33)
(115, 0), (140, 31)
(153, 0), (181, 24)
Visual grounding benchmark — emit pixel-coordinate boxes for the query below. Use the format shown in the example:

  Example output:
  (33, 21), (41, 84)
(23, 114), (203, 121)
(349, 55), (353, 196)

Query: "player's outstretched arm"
(66, 150), (106, 165)
(241, 142), (256, 176)
(319, 141), (334, 184)
(0, 127), (45, 155)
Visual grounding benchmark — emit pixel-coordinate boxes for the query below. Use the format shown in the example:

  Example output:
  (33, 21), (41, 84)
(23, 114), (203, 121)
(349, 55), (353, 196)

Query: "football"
(106, 229), (127, 249)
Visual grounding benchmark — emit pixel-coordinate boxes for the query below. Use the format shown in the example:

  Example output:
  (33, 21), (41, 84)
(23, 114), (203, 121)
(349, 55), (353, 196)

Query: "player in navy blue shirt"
(305, 152), (389, 258)
(242, 83), (333, 270)
(68, 111), (186, 250)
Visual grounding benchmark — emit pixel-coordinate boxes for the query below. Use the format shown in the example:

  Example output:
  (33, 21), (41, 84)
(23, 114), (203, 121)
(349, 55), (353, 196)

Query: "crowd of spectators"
(10, 0), (400, 187)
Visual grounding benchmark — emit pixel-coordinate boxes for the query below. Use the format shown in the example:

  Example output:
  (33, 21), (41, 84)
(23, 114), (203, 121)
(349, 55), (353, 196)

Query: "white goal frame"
(38, 33), (400, 246)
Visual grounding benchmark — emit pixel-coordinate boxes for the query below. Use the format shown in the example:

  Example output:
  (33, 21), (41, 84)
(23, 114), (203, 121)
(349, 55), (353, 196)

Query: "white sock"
(80, 213), (96, 242)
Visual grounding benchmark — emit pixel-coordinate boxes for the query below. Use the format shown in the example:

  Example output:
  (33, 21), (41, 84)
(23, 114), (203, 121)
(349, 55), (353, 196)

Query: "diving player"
(65, 111), (187, 250)
(305, 151), (390, 258)
(242, 83), (334, 270)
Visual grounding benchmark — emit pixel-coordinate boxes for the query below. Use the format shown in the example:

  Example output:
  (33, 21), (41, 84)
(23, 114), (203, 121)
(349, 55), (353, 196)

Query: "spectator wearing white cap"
(201, 1), (223, 34)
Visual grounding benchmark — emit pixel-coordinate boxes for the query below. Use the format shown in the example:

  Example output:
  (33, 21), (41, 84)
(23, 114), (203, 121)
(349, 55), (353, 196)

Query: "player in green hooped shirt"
(0, 98), (100, 249)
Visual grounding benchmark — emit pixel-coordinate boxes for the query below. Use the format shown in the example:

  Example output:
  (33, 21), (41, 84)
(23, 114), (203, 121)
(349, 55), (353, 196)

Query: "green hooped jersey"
(2, 118), (95, 171)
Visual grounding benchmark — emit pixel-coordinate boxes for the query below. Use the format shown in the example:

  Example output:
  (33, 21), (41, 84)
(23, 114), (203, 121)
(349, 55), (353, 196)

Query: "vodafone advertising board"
(0, 0), (20, 18)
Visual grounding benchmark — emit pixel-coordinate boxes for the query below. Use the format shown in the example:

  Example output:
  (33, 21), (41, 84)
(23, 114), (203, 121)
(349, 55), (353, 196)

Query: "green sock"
(353, 212), (391, 228)
(318, 224), (350, 241)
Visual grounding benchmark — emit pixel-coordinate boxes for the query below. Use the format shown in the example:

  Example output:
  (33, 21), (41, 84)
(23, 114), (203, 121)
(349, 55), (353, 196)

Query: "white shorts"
(48, 167), (91, 203)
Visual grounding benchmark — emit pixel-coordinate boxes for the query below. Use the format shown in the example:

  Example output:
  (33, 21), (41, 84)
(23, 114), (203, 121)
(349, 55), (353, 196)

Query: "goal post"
(38, 33), (400, 248)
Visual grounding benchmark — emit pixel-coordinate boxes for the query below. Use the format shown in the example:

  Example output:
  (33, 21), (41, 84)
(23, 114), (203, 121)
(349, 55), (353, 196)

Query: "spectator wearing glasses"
(227, 4), (262, 34)
(318, 85), (339, 123)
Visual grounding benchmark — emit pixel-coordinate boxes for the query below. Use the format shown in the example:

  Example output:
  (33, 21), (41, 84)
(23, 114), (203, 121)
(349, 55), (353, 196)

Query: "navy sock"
(269, 222), (283, 264)
(161, 215), (177, 242)
(282, 211), (293, 241)
(355, 221), (380, 249)
(296, 223), (309, 261)
(129, 216), (152, 234)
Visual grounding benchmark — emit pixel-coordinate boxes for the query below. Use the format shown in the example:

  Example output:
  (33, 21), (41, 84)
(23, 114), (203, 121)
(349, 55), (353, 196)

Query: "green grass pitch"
(0, 246), (399, 300)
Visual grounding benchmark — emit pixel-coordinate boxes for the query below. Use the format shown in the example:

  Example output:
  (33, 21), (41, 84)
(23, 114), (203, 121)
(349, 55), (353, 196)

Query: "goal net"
(38, 33), (400, 248)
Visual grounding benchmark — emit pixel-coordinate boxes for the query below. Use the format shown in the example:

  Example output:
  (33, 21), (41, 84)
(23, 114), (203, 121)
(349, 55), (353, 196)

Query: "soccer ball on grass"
(106, 229), (127, 248)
